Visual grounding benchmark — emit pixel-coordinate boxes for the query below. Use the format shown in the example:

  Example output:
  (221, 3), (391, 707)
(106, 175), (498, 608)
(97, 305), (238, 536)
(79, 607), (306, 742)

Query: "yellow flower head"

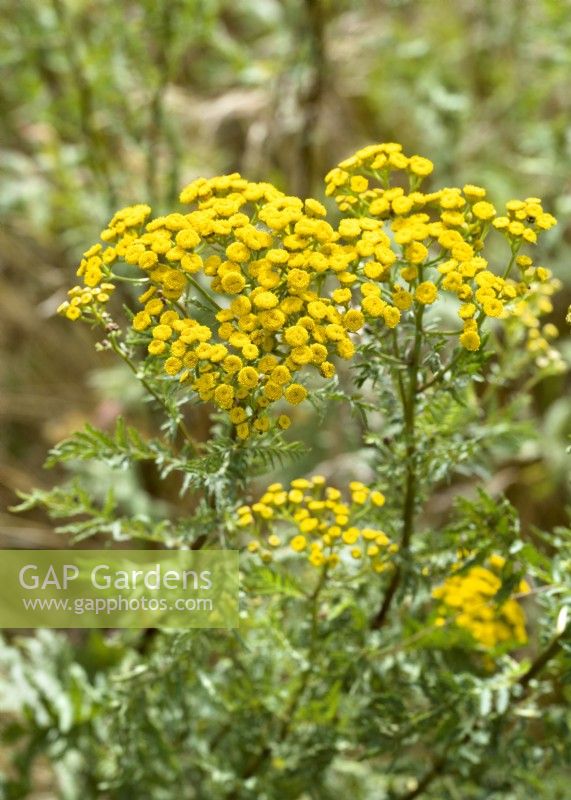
(415, 281), (438, 305)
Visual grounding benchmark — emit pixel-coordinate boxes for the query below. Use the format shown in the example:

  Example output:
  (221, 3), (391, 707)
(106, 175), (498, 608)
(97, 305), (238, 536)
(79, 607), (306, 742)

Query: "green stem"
(225, 567), (328, 798)
(371, 308), (423, 629)
(109, 274), (148, 284)
(393, 754), (449, 800)
(418, 347), (464, 393)
(502, 247), (519, 280)
(108, 334), (198, 454)
(186, 275), (222, 311)
(420, 244), (521, 393)
(277, 567), (328, 736)
(518, 630), (565, 688)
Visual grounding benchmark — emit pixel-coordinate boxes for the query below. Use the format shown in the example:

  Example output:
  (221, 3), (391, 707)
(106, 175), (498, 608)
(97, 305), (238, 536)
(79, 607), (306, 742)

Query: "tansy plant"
(4, 142), (571, 799)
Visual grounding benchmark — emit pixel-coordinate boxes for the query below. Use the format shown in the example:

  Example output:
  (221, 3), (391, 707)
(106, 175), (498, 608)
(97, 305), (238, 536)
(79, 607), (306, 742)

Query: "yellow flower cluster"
(492, 198), (557, 244)
(324, 142), (558, 353)
(506, 261), (564, 370)
(60, 141), (559, 432)
(63, 178), (371, 437)
(237, 476), (395, 570)
(57, 271), (116, 321)
(432, 554), (529, 649)
(57, 213), (152, 322)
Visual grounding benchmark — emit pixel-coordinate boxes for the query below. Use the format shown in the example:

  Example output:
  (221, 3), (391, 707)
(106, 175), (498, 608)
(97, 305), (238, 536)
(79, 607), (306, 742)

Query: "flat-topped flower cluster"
(58, 142), (559, 436)
(236, 476), (395, 571)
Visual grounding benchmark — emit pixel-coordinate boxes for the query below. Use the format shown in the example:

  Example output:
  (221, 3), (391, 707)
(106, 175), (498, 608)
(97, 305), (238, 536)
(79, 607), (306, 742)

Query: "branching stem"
(186, 275), (222, 311)
(108, 333), (198, 454)
(372, 307), (424, 629)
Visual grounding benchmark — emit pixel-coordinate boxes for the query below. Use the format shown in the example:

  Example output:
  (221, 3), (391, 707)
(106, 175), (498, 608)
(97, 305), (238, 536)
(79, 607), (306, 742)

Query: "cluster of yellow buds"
(492, 198), (557, 245)
(432, 554), (529, 649)
(237, 476), (395, 571)
(508, 265), (564, 370)
(57, 280), (116, 322)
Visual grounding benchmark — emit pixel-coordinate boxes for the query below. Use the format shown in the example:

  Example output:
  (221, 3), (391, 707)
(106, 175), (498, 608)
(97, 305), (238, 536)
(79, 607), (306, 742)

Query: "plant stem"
(418, 244), (520, 394)
(277, 567), (328, 737)
(395, 754), (448, 800)
(225, 567), (327, 798)
(502, 248), (518, 280)
(418, 347), (463, 393)
(186, 275), (222, 311)
(108, 333), (198, 454)
(518, 630), (565, 688)
(372, 308), (424, 629)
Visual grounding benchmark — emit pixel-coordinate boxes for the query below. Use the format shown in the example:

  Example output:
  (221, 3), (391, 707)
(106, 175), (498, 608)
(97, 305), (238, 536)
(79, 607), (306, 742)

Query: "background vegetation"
(1, 0), (570, 796)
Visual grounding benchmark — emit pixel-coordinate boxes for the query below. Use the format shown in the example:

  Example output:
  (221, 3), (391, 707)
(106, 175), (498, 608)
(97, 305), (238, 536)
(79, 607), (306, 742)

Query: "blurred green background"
(1, 0), (571, 549)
